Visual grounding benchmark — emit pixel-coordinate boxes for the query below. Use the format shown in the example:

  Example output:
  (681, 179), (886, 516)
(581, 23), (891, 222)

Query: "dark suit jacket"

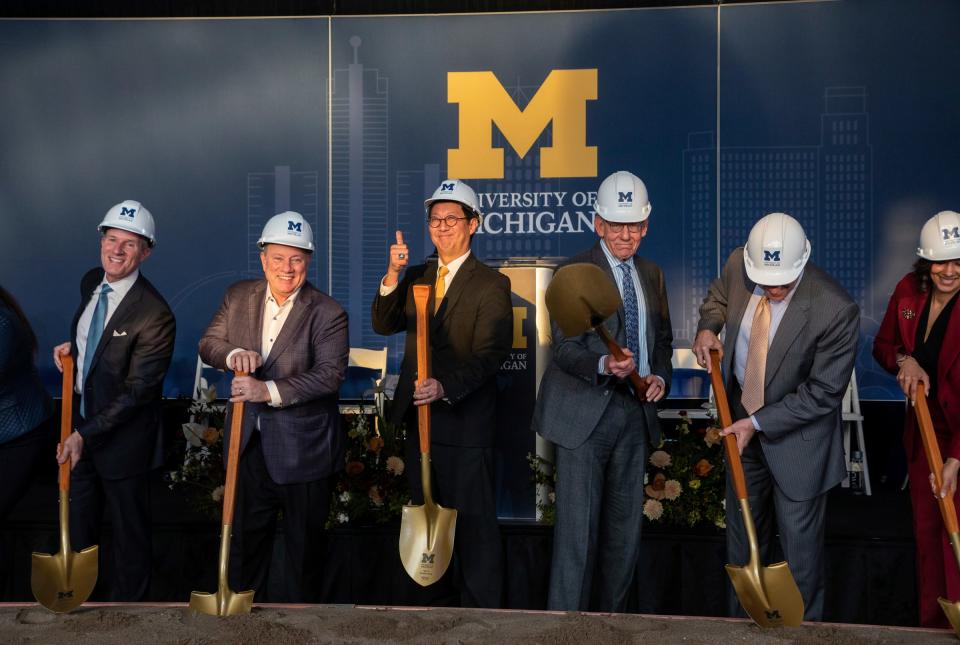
(371, 254), (513, 448)
(199, 280), (349, 485)
(0, 303), (53, 445)
(70, 268), (175, 480)
(532, 242), (673, 449)
(697, 248), (860, 501)
(874, 272), (960, 460)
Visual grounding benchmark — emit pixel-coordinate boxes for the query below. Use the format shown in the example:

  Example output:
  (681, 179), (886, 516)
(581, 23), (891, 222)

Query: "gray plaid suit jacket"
(532, 242), (674, 449)
(697, 248), (860, 501)
(199, 279), (349, 485)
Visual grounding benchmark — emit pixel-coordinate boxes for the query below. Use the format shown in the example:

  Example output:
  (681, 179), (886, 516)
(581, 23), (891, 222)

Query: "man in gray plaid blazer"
(693, 213), (860, 621)
(199, 211), (348, 602)
(533, 171), (673, 612)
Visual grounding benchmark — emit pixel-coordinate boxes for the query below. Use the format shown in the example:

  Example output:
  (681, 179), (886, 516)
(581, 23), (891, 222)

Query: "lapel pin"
(901, 308), (915, 320)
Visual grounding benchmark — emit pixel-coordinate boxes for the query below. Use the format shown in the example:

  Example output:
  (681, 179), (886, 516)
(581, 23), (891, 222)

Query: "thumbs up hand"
(387, 230), (409, 280)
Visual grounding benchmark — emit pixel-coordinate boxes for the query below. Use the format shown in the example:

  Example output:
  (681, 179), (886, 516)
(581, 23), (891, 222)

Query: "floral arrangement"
(326, 401), (410, 528)
(528, 411), (727, 530)
(527, 452), (557, 525)
(642, 411), (726, 529)
(167, 382), (227, 519)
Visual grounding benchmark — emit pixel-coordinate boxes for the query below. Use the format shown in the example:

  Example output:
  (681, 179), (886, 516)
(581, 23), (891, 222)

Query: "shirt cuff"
(750, 415), (761, 432)
(379, 277), (398, 297)
(265, 380), (282, 407)
(225, 347), (244, 370)
(597, 355), (609, 375)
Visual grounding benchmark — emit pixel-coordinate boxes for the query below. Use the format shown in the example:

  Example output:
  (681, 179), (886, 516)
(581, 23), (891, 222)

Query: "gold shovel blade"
(726, 560), (804, 627)
(30, 546), (99, 613)
(545, 263), (622, 337)
(189, 528), (253, 616)
(937, 597), (960, 637)
(399, 502), (457, 587)
(189, 589), (254, 616)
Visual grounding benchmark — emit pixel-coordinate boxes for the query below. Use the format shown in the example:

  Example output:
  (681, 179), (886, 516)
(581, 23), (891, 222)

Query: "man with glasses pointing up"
(372, 179), (513, 607)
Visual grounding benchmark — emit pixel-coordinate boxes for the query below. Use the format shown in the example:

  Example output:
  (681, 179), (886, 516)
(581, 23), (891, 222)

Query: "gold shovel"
(189, 371), (254, 616)
(31, 354), (99, 613)
(544, 263), (657, 398)
(710, 350), (804, 627)
(398, 284), (457, 586)
(913, 381), (960, 635)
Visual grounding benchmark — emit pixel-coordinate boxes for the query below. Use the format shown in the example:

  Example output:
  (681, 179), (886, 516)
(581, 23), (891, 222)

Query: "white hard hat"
(917, 210), (960, 261)
(743, 212), (811, 285)
(424, 179), (482, 219)
(257, 211), (314, 252)
(98, 200), (156, 247)
(594, 171), (652, 223)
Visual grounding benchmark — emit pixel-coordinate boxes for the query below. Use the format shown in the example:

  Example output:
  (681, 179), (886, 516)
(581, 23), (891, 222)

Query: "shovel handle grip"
(914, 382), (959, 534)
(595, 326), (647, 402)
(59, 354), (75, 493)
(709, 351), (748, 501)
(413, 285), (432, 454)
(221, 371), (248, 526)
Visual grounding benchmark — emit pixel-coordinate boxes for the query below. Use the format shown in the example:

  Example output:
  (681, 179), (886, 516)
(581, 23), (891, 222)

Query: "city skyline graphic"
(680, 86), (873, 342)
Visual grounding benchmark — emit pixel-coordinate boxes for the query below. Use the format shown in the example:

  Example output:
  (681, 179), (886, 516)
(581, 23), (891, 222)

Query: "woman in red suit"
(874, 210), (960, 628)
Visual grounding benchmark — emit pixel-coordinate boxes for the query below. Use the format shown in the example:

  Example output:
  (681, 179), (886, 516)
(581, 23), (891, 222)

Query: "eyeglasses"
(603, 221), (645, 234)
(428, 215), (470, 228)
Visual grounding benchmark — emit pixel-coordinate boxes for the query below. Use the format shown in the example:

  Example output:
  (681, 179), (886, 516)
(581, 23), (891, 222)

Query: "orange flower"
(345, 461), (365, 476)
(693, 458), (714, 477)
(202, 427), (221, 445)
(366, 435), (384, 454)
(704, 427), (722, 447)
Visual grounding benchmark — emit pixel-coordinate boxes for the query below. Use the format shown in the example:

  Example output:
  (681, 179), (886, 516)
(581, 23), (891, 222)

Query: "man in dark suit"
(692, 212), (860, 621)
(372, 179), (513, 607)
(199, 211), (348, 602)
(54, 200), (175, 601)
(532, 171), (673, 611)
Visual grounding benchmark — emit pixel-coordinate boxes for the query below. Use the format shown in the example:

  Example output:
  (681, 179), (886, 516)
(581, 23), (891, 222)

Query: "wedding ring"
(398, 253), (406, 259)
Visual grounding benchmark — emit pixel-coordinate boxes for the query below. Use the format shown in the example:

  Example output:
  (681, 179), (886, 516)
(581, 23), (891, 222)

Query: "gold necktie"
(434, 265), (449, 313)
(741, 296), (770, 415)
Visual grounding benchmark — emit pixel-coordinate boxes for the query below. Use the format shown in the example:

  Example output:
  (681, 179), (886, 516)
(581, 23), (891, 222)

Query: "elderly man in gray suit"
(533, 171), (673, 612)
(692, 212), (859, 621)
(200, 211), (348, 602)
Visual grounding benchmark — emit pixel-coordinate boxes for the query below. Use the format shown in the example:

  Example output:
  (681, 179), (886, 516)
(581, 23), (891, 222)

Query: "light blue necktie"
(81, 283), (112, 417)
(618, 263), (641, 361)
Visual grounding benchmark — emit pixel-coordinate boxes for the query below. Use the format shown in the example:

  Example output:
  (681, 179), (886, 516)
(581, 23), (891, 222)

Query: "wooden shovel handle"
(709, 350), (749, 501)
(413, 285), (432, 454)
(914, 382), (959, 534)
(221, 371), (248, 526)
(59, 354), (75, 493)
(594, 326), (647, 402)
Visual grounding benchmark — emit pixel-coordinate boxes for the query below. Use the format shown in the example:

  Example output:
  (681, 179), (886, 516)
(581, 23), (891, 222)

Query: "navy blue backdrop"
(1, 1), (959, 398)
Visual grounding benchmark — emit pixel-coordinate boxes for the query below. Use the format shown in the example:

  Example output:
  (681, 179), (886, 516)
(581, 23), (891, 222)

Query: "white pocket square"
(112, 330), (128, 337)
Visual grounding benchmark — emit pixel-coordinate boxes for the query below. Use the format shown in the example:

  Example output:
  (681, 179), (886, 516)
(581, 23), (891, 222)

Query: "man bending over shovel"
(693, 212), (859, 621)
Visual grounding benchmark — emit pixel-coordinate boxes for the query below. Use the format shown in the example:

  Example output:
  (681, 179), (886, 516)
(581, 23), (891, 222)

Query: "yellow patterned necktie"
(434, 265), (449, 313)
(741, 295), (770, 415)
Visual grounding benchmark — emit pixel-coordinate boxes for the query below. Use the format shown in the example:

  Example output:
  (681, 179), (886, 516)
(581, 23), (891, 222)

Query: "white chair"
(347, 347), (389, 415)
(841, 368), (871, 495)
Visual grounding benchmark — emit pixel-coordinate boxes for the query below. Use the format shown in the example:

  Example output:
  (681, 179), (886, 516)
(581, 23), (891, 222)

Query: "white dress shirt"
(226, 286), (301, 407)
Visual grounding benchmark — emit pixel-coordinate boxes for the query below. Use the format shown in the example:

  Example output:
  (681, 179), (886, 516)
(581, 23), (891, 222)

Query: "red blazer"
(873, 273), (960, 459)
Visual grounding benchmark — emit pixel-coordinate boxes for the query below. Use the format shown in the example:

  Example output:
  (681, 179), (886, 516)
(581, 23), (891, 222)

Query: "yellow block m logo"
(448, 69), (597, 179)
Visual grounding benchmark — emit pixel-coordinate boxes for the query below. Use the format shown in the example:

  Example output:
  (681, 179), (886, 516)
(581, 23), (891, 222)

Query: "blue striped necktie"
(618, 262), (641, 359)
(81, 283), (112, 417)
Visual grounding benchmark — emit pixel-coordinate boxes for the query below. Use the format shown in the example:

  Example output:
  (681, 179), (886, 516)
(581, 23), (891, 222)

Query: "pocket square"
(112, 330), (128, 337)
